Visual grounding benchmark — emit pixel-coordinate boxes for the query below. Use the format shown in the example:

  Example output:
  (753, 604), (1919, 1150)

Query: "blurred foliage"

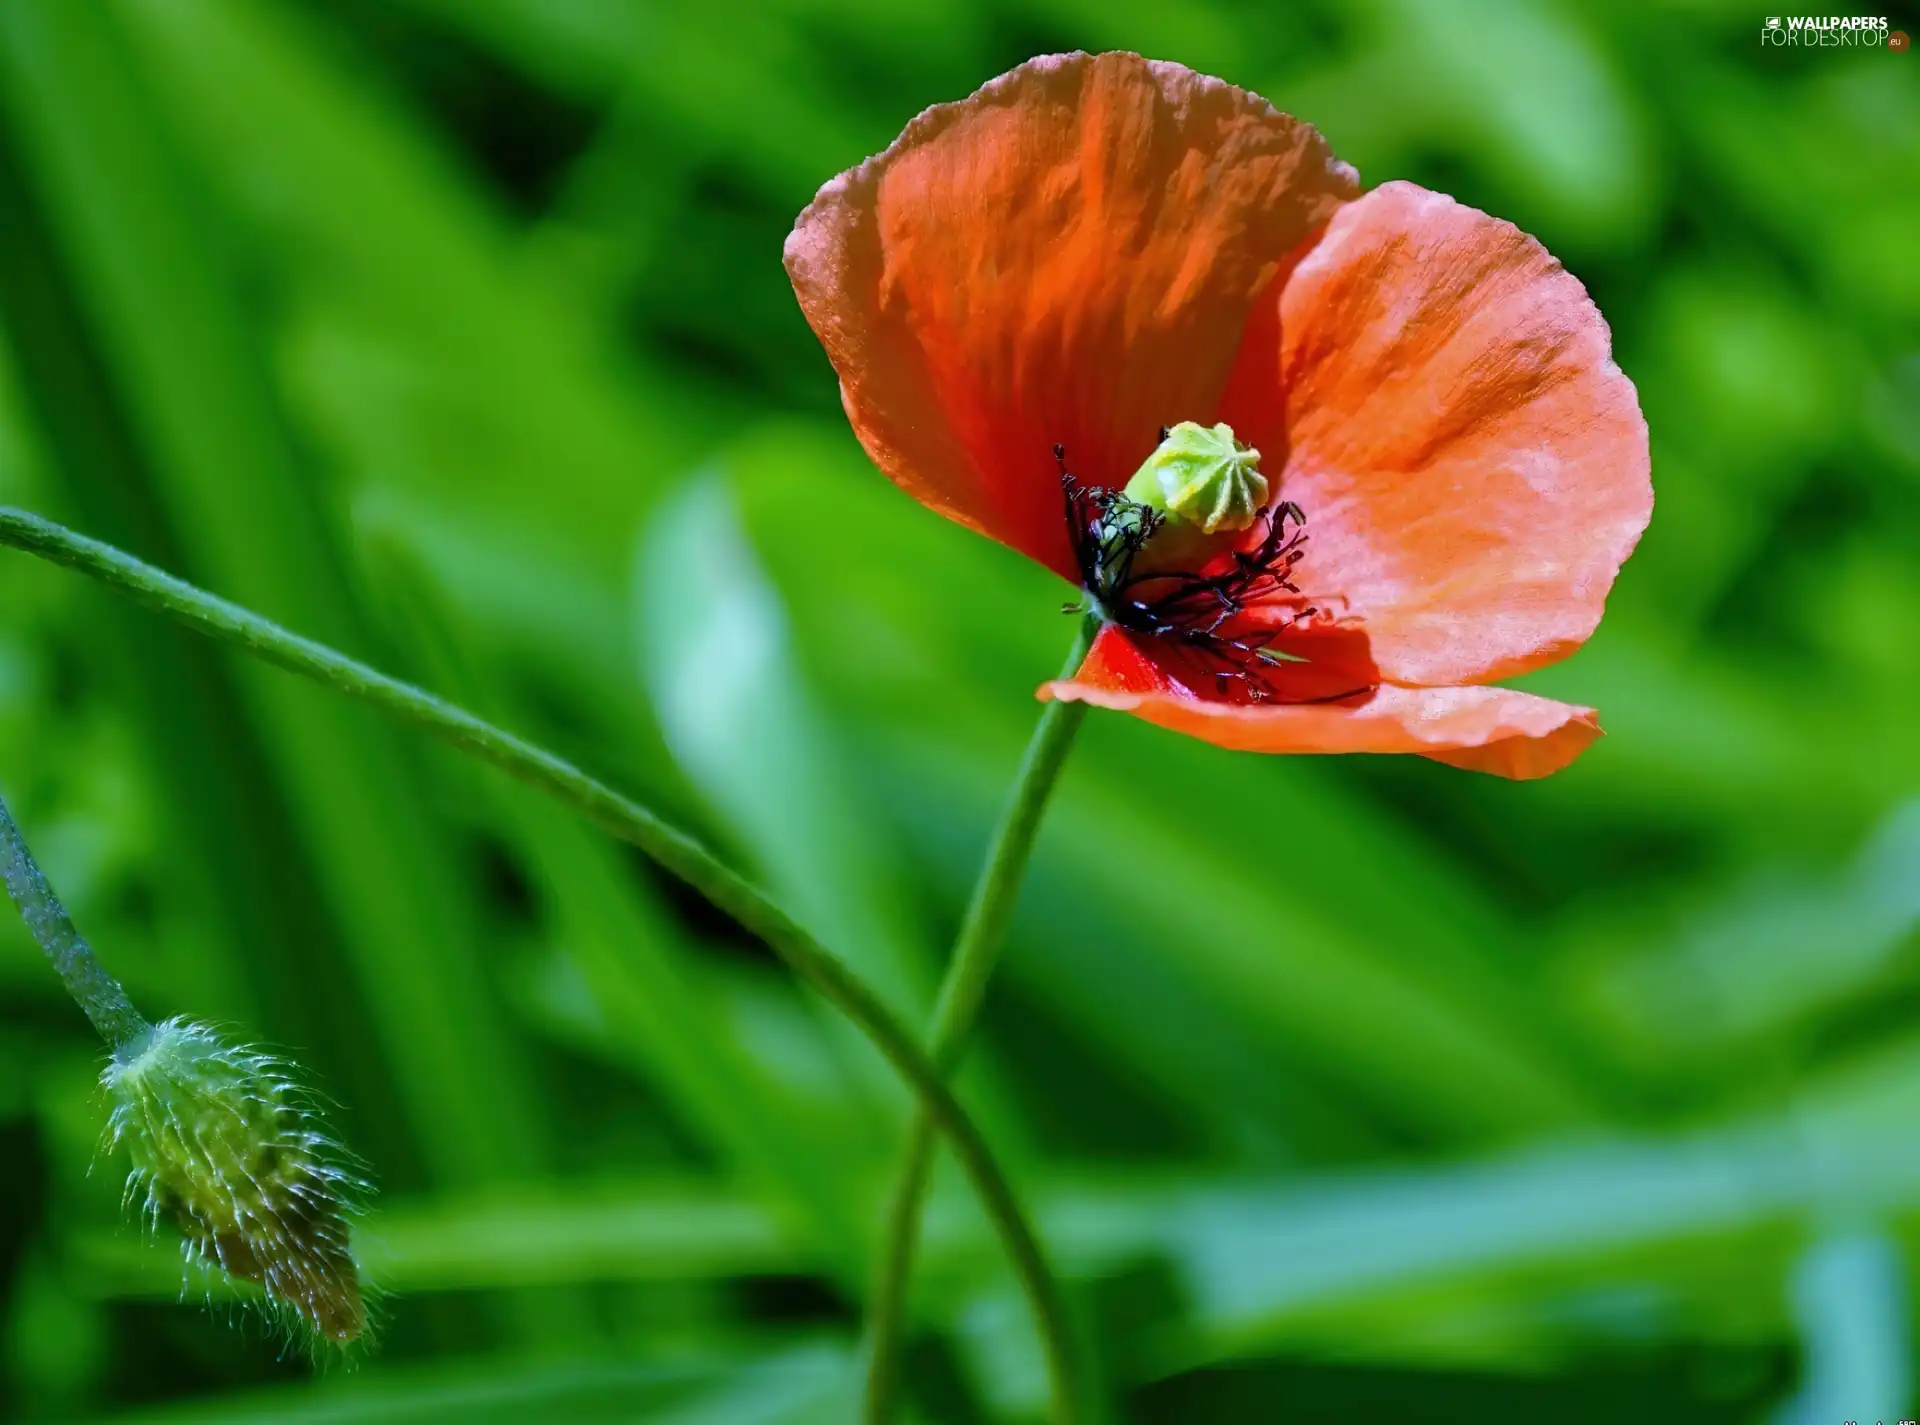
(0, 0), (1916, 1420)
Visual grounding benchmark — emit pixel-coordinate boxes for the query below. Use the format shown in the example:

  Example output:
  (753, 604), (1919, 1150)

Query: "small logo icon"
(1891, 29), (1910, 51)
(1765, 15), (1781, 26)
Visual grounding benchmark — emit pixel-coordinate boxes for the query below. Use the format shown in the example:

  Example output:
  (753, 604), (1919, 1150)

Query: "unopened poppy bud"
(104, 1018), (369, 1346)
(1122, 421), (1268, 570)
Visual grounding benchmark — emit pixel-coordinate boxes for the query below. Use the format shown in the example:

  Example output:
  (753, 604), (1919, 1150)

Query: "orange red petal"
(785, 51), (1359, 578)
(1045, 626), (1600, 779)
(1221, 181), (1652, 687)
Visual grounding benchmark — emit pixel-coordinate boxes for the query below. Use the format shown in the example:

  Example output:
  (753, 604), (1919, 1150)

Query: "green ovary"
(1122, 421), (1268, 571)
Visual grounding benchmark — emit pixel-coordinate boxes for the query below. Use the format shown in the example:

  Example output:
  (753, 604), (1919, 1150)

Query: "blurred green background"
(0, 0), (1916, 1420)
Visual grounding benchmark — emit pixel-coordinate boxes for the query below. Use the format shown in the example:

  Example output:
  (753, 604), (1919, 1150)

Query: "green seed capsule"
(103, 1019), (369, 1345)
(1122, 420), (1269, 572)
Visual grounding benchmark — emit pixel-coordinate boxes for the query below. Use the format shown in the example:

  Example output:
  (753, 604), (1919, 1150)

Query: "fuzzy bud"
(103, 1018), (369, 1345)
(1124, 421), (1268, 550)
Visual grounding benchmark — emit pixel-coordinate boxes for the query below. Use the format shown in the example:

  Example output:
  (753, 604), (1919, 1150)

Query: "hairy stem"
(0, 505), (1081, 1423)
(862, 617), (1097, 1425)
(0, 789), (148, 1047)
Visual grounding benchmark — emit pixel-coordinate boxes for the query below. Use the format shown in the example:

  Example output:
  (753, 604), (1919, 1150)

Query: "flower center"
(1057, 422), (1318, 701)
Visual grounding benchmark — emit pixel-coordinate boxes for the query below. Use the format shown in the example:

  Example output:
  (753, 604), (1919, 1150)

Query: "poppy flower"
(785, 51), (1651, 779)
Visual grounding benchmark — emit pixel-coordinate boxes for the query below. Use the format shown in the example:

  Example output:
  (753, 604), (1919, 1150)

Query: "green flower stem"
(862, 617), (1097, 1425)
(0, 789), (148, 1048)
(0, 505), (1081, 1423)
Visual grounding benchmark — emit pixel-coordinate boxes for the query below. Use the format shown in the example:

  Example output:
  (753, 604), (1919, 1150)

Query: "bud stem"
(0, 790), (148, 1049)
(0, 505), (1084, 1425)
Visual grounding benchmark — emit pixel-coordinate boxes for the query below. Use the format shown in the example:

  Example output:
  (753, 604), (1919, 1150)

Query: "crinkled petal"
(786, 51), (1359, 578)
(1222, 181), (1652, 686)
(1043, 626), (1600, 779)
